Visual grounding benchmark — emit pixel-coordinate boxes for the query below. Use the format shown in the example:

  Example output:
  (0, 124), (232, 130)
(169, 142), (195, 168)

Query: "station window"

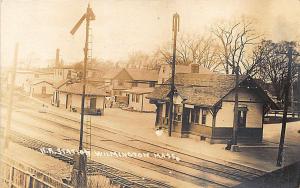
(238, 110), (247, 128)
(132, 82), (138, 87)
(119, 80), (124, 86)
(149, 82), (155, 87)
(174, 104), (182, 121)
(190, 109), (195, 123)
(202, 109), (207, 125)
(194, 108), (200, 124)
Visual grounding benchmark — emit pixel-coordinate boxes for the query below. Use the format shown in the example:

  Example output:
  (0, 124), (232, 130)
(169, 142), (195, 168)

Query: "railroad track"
(7, 114), (232, 188)
(41, 110), (266, 180)
(4, 100), (267, 187)
(8, 130), (173, 188)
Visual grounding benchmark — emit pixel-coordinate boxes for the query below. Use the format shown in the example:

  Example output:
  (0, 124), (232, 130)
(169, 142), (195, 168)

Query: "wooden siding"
(128, 93), (156, 112)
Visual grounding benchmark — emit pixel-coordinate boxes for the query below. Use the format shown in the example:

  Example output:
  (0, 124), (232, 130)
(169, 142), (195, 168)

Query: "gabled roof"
(31, 79), (53, 86)
(147, 73), (277, 109)
(125, 69), (159, 81)
(53, 79), (72, 89)
(125, 87), (155, 94)
(59, 82), (107, 96)
(161, 63), (214, 74)
(102, 68), (159, 82)
(102, 68), (122, 79)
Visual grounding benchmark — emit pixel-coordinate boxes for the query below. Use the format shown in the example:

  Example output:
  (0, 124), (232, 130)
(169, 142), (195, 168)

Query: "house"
(53, 66), (77, 82)
(158, 63), (213, 84)
(29, 79), (54, 97)
(103, 68), (159, 105)
(126, 87), (156, 112)
(51, 79), (72, 107)
(57, 82), (107, 115)
(7, 69), (53, 91)
(147, 73), (277, 143)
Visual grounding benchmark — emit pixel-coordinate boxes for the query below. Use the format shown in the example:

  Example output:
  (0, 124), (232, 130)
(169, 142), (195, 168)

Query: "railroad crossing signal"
(70, 4), (95, 188)
(70, 6), (95, 35)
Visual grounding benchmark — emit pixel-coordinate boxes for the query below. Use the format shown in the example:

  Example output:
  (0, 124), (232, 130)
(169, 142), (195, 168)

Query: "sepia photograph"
(0, 0), (300, 187)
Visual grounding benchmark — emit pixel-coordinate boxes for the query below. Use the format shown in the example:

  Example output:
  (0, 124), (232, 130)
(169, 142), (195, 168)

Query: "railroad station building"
(147, 73), (277, 143)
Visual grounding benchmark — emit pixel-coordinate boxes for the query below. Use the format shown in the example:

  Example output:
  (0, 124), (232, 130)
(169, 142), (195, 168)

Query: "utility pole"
(168, 13), (179, 137)
(291, 78), (294, 117)
(276, 46), (299, 166)
(231, 63), (240, 151)
(70, 4), (95, 187)
(298, 65), (300, 112)
(3, 43), (18, 151)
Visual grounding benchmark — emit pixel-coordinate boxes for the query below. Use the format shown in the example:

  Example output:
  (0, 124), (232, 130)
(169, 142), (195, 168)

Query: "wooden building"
(126, 87), (156, 112)
(29, 79), (54, 97)
(51, 79), (72, 107)
(7, 69), (54, 92)
(147, 73), (277, 143)
(53, 66), (77, 82)
(158, 63), (213, 84)
(103, 68), (158, 105)
(57, 82), (107, 115)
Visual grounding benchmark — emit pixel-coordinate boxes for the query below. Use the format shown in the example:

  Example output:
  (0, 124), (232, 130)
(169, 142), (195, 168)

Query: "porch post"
(211, 111), (217, 144)
(155, 103), (162, 127)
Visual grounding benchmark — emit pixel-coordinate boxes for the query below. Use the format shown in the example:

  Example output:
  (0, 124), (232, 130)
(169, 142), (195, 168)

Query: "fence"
(0, 156), (72, 188)
(267, 110), (300, 118)
(0, 156), (126, 188)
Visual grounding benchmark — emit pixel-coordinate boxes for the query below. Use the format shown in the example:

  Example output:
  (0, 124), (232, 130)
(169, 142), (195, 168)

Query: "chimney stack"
(55, 48), (60, 67)
(191, 63), (199, 73)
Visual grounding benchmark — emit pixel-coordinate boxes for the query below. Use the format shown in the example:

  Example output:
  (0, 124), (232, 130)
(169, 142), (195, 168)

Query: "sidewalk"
(24, 94), (300, 172)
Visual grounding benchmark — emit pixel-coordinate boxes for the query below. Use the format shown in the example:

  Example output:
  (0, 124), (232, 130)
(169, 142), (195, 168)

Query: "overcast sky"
(1, 0), (300, 67)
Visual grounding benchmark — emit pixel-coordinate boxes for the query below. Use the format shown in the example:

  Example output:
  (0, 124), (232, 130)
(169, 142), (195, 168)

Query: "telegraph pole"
(168, 13), (179, 137)
(276, 46), (297, 166)
(70, 4), (95, 187)
(3, 43), (18, 151)
(298, 65), (300, 112)
(231, 63), (240, 151)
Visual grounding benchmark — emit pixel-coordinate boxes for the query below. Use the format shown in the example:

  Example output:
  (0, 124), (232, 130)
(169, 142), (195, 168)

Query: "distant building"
(30, 79), (54, 97)
(126, 87), (156, 112)
(158, 63), (213, 84)
(147, 73), (277, 143)
(103, 68), (158, 106)
(7, 69), (54, 92)
(57, 82), (107, 115)
(51, 79), (72, 107)
(53, 66), (77, 82)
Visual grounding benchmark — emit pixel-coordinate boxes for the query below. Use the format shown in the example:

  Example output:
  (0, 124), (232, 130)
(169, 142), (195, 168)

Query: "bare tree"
(212, 20), (261, 74)
(156, 35), (222, 71)
(251, 40), (299, 103)
(127, 51), (150, 69)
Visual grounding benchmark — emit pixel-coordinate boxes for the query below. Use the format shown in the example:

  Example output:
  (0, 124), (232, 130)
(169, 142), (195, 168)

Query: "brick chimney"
(191, 63), (199, 73)
(55, 48), (60, 68)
